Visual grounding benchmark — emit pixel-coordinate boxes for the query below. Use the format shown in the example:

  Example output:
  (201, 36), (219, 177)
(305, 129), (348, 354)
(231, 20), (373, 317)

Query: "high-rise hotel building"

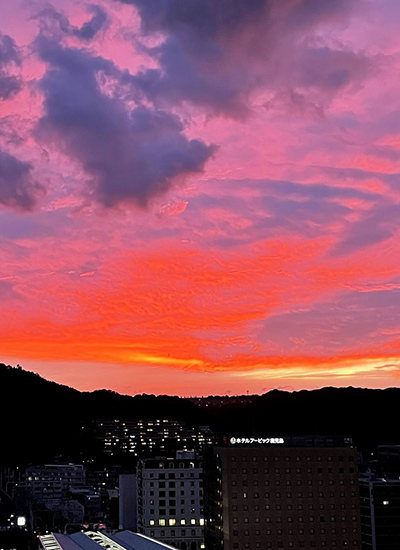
(205, 436), (362, 549)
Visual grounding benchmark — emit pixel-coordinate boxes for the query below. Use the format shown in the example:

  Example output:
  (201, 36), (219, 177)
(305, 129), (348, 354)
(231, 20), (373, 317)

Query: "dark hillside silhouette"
(1, 363), (398, 464)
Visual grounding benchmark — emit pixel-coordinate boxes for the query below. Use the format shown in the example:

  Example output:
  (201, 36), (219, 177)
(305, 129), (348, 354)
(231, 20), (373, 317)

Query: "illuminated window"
(169, 519), (176, 526)
(159, 519), (166, 526)
(149, 520), (155, 526)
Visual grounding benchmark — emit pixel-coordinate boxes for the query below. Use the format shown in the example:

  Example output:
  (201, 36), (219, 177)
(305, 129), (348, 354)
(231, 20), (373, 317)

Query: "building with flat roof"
(136, 452), (204, 550)
(205, 435), (362, 549)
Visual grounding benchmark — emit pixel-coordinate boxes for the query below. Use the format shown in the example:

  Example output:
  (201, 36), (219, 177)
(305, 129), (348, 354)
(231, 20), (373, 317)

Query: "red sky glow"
(1, 0), (400, 396)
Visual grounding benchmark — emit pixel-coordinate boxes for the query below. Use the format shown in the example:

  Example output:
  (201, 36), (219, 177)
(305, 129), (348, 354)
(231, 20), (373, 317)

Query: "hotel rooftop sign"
(230, 437), (285, 445)
(226, 435), (354, 448)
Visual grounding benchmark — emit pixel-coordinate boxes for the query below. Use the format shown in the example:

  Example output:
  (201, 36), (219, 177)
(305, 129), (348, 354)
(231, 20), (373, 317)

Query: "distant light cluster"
(93, 419), (213, 458)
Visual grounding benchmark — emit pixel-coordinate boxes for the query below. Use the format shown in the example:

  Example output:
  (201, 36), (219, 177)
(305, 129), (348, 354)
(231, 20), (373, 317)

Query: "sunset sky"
(1, 0), (400, 396)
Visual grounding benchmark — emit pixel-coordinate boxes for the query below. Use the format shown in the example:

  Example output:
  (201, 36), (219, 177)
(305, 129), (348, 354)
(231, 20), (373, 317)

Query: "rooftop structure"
(39, 530), (178, 550)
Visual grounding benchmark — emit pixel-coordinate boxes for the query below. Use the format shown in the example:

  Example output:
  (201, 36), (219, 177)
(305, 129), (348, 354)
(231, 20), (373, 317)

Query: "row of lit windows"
(158, 462), (197, 469)
(148, 518), (204, 526)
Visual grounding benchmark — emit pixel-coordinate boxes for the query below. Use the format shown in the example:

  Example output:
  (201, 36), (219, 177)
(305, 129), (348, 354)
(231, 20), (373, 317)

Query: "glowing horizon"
(1, 0), (400, 396)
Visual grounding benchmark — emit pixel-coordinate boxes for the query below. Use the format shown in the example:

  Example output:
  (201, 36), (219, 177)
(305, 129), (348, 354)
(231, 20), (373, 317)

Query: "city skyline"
(1, 0), (400, 396)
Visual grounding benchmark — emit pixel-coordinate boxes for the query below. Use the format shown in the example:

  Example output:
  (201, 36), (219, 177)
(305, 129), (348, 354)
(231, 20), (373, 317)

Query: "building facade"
(14, 464), (86, 509)
(136, 452), (205, 550)
(359, 474), (400, 549)
(205, 436), (362, 549)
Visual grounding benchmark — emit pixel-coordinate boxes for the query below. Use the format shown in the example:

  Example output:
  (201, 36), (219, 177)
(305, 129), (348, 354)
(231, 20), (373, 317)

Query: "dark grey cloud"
(130, 38), (250, 118)
(116, 0), (366, 117)
(35, 5), (109, 42)
(0, 34), (22, 100)
(132, 0), (268, 44)
(0, 75), (22, 101)
(0, 33), (21, 65)
(0, 149), (45, 211)
(35, 37), (216, 208)
(123, 0), (350, 38)
(73, 5), (109, 40)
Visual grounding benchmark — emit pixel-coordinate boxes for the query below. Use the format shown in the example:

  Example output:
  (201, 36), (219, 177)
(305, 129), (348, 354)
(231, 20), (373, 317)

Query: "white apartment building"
(136, 452), (205, 550)
(93, 419), (212, 458)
